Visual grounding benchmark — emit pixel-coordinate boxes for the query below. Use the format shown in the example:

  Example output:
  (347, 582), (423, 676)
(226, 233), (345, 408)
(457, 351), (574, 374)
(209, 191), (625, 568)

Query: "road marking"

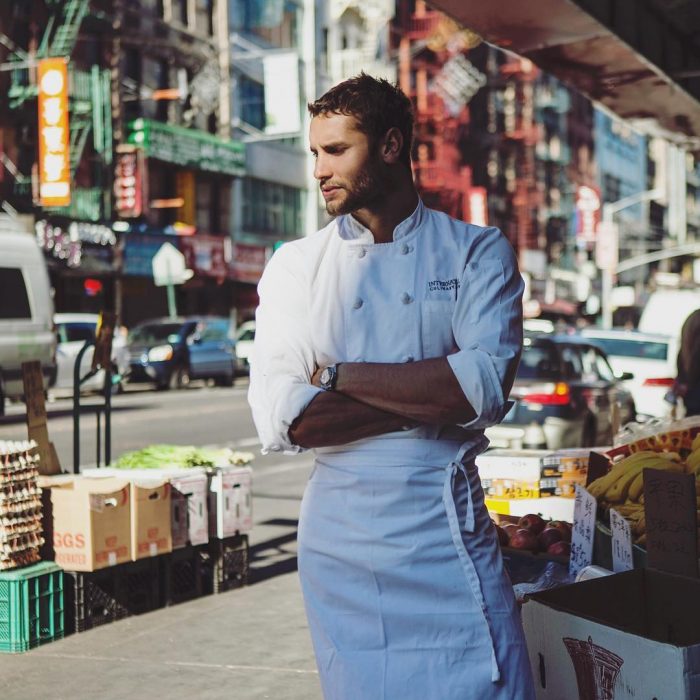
(31, 652), (318, 676)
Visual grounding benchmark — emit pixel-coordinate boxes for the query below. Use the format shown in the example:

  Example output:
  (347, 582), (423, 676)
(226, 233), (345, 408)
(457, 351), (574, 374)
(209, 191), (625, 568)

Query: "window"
(242, 178), (305, 238)
(196, 0), (214, 35)
(594, 350), (616, 382)
(239, 76), (265, 131)
(586, 337), (668, 361)
(200, 320), (230, 342)
(517, 342), (559, 380)
(230, 0), (300, 49)
(0, 268), (31, 319)
(580, 347), (601, 382)
(560, 346), (583, 379)
(57, 323), (96, 344)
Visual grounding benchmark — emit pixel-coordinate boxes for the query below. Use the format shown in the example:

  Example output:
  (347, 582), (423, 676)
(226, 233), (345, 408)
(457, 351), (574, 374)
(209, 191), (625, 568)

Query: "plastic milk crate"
(201, 534), (249, 594)
(64, 557), (162, 634)
(0, 562), (64, 653)
(160, 544), (205, 606)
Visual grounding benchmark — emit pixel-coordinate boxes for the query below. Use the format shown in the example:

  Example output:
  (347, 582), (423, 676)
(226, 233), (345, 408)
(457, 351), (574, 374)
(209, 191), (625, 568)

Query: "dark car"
(126, 316), (236, 390)
(485, 334), (636, 450)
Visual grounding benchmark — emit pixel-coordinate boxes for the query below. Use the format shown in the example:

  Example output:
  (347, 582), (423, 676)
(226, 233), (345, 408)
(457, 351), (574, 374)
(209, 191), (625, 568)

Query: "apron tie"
(442, 440), (501, 683)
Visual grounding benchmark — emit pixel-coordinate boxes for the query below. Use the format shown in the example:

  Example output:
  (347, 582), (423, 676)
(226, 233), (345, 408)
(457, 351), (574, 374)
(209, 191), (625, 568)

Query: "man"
(249, 74), (535, 699)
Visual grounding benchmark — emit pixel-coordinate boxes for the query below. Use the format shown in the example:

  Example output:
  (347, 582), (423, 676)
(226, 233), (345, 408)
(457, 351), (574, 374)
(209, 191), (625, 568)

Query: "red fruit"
(508, 528), (539, 552)
(501, 523), (519, 542)
(494, 524), (510, 547)
(538, 527), (563, 552)
(548, 520), (572, 542)
(547, 541), (571, 557)
(517, 513), (546, 535)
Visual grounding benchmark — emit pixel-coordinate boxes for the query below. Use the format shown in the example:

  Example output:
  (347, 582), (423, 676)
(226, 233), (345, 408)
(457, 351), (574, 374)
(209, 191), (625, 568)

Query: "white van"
(0, 224), (56, 414)
(638, 289), (700, 340)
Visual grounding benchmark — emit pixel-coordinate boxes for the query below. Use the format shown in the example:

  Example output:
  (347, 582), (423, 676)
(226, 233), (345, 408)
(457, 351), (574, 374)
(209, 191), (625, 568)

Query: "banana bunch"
(587, 451), (684, 503)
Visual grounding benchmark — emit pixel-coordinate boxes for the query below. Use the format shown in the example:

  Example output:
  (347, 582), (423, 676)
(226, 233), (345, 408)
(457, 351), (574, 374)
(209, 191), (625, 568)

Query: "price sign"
(644, 468), (698, 578)
(569, 484), (597, 577)
(610, 508), (633, 573)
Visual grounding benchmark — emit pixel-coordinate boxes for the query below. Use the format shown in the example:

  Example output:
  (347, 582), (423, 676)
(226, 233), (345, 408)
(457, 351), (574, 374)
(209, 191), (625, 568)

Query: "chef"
(249, 73), (535, 699)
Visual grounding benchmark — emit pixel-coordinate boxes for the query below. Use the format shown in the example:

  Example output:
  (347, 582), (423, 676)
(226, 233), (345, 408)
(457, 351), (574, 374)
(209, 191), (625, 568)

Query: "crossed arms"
(289, 357), (476, 448)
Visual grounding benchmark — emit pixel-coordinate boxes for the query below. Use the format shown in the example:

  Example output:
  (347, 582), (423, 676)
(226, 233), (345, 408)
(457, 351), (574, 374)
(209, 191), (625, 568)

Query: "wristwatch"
(319, 364), (339, 391)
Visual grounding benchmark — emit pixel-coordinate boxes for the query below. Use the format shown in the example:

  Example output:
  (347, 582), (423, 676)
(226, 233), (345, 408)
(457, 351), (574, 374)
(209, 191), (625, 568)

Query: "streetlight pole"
(600, 188), (663, 328)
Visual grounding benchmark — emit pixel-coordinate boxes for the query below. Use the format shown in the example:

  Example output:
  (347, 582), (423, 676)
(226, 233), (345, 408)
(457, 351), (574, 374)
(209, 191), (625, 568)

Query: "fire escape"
(395, 3), (477, 222)
(4, 0), (112, 221)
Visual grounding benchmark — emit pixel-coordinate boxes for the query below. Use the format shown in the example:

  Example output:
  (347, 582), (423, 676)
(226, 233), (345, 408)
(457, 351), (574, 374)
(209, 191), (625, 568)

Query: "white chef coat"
(248, 198), (524, 455)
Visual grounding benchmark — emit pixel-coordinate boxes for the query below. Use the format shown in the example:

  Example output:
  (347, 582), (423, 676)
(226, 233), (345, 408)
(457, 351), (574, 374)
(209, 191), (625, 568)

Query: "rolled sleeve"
(248, 244), (322, 454)
(447, 229), (524, 429)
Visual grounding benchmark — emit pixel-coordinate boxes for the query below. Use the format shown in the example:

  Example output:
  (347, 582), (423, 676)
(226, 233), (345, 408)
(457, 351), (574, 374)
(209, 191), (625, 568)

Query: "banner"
(263, 53), (301, 135)
(38, 58), (70, 207)
(114, 146), (145, 218)
(231, 242), (268, 284)
(179, 234), (230, 280)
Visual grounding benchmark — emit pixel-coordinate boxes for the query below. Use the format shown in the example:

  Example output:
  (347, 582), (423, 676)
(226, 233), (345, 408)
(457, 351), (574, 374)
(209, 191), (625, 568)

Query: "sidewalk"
(0, 460), (323, 700)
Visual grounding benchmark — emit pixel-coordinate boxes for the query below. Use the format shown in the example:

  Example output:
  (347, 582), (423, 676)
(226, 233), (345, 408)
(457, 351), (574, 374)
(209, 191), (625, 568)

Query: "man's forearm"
(330, 357), (476, 425)
(289, 391), (414, 448)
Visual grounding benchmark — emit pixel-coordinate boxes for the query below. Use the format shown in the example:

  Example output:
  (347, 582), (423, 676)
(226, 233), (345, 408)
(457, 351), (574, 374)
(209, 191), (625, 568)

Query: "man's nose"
(313, 154), (330, 181)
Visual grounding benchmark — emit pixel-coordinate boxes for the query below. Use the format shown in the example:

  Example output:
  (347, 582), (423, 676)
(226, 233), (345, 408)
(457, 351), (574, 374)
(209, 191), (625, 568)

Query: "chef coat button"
(357, 248), (366, 258)
(402, 355), (415, 363)
(353, 298), (363, 309)
(401, 244), (411, 255)
(401, 292), (413, 304)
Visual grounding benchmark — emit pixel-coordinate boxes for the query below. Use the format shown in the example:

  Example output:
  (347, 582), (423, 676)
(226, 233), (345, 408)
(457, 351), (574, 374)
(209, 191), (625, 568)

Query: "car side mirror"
(617, 371), (634, 381)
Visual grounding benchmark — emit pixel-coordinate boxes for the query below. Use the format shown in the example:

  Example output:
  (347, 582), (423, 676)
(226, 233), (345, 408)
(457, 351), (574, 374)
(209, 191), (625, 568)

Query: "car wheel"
(169, 366), (191, 390)
(214, 373), (234, 388)
(581, 415), (597, 447)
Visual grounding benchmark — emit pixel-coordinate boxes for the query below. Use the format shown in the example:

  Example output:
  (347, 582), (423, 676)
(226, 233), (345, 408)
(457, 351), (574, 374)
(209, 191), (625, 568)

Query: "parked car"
(0, 227), (56, 414)
(53, 313), (128, 395)
(126, 316), (236, 390)
(234, 320), (255, 376)
(485, 335), (636, 450)
(579, 328), (677, 419)
(638, 289), (700, 338)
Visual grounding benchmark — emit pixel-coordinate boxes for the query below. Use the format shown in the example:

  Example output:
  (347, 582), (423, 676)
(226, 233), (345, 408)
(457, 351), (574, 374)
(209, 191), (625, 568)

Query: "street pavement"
(0, 381), (324, 700)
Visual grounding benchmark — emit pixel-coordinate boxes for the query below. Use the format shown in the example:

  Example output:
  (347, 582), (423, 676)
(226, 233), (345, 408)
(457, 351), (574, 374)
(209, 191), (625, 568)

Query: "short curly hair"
(308, 73), (414, 167)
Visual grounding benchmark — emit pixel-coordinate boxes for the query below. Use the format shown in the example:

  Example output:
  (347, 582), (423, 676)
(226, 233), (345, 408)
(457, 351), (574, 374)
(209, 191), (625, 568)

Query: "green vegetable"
(113, 445), (253, 470)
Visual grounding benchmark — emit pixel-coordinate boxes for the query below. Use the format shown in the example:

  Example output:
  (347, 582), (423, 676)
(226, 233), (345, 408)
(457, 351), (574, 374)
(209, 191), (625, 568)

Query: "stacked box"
(0, 441), (44, 571)
(208, 466), (253, 538)
(540, 448), (590, 497)
(202, 534), (249, 594)
(477, 449), (553, 500)
(0, 561), (63, 652)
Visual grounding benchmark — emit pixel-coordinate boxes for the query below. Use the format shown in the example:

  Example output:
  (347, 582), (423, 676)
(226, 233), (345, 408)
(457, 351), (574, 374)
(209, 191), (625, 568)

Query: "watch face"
(320, 368), (331, 386)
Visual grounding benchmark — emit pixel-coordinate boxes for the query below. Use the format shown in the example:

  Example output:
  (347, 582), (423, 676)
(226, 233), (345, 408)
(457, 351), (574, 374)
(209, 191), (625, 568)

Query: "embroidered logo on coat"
(428, 278), (460, 292)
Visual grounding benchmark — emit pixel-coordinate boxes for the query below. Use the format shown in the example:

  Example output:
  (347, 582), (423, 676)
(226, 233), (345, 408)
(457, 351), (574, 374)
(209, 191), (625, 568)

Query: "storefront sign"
(35, 220), (116, 270)
(180, 234), (230, 280)
(114, 146), (145, 218)
(37, 58), (71, 207)
(575, 185), (601, 247)
(231, 243), (268, 284)
(123, 234), (174, 277)
(127, 118), (246, 176)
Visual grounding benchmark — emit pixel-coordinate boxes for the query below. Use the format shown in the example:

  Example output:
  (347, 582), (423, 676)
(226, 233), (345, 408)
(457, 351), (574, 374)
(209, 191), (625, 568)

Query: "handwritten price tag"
(610, 508), (633, 573)
(569, 484), (597, 577)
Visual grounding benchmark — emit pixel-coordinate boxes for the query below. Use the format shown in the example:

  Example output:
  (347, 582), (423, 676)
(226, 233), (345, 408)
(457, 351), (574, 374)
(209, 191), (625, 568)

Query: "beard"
(323, 160), (385, 216)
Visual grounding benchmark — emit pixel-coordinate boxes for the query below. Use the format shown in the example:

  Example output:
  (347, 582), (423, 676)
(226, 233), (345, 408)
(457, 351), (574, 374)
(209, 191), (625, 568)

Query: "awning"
(427, 0), (700, 151)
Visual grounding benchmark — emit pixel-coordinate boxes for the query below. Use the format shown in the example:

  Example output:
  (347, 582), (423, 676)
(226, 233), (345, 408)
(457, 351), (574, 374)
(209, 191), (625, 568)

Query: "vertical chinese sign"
(38, 58), (71, 207)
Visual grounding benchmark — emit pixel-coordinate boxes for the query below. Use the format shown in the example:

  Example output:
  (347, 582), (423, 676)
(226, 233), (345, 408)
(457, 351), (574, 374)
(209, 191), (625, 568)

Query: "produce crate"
(202, 535), (249, 594)
(64, 558), (162, 634)
(0, 562), (64, 653)
(64, 567), (129, 634)
(161, 544), (204, 606)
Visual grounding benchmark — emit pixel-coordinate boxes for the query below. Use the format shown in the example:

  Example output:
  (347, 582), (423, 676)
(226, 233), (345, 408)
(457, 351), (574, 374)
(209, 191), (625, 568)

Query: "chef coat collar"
(338, 198), (425, 244)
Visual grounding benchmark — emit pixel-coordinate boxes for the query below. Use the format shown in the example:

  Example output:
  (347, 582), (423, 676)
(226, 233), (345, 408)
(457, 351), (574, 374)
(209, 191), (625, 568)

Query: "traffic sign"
(152, 242), (192, 287)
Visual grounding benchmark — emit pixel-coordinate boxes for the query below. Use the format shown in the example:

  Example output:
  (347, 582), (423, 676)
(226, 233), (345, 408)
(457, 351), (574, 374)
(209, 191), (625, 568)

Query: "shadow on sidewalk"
(249, 519), (299, 585)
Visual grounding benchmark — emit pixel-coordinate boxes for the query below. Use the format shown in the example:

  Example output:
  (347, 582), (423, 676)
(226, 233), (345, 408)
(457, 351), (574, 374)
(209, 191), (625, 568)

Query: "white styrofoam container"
(208, 465), (253, 539)
(522, 569), (700, 699)
(475, 449), (554, 481)
(84, 467), (209, 547)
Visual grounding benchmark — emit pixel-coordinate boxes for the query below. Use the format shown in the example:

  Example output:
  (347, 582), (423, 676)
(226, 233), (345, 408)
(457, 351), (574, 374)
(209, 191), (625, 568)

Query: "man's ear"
(381, 127), (404, 165)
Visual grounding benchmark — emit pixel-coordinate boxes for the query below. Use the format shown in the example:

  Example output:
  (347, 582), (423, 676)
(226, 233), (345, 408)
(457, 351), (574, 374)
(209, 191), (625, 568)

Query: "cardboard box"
(522, 569), (700, 698)
(486, 496), (575, 521)
(131, 479), (172, 560)
(208, 466), (253, 538)
(84, 468), (209, 548)
(39, 476), (131, 571)
(476, 449), (554, 481)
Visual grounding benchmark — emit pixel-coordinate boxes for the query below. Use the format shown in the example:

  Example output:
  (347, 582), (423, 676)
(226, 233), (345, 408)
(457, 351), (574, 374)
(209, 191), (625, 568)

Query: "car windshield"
(57, 322), (96, 344)
(587, 337), (668, 361)
(517, 341), (560, 380)
(129, 323), (183, 345)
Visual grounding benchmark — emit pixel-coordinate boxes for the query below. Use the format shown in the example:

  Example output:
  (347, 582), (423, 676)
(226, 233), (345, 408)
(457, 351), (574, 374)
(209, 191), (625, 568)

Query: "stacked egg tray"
(0, 441), (43, 571)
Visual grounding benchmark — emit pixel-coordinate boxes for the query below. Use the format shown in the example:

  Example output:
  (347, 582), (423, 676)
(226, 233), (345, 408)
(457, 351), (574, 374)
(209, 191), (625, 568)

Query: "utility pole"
(600, 188), (663, 328)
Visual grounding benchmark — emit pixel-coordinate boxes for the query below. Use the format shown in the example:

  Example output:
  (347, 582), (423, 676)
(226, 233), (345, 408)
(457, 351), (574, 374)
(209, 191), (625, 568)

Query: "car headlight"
(148, 344), (173, 362)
